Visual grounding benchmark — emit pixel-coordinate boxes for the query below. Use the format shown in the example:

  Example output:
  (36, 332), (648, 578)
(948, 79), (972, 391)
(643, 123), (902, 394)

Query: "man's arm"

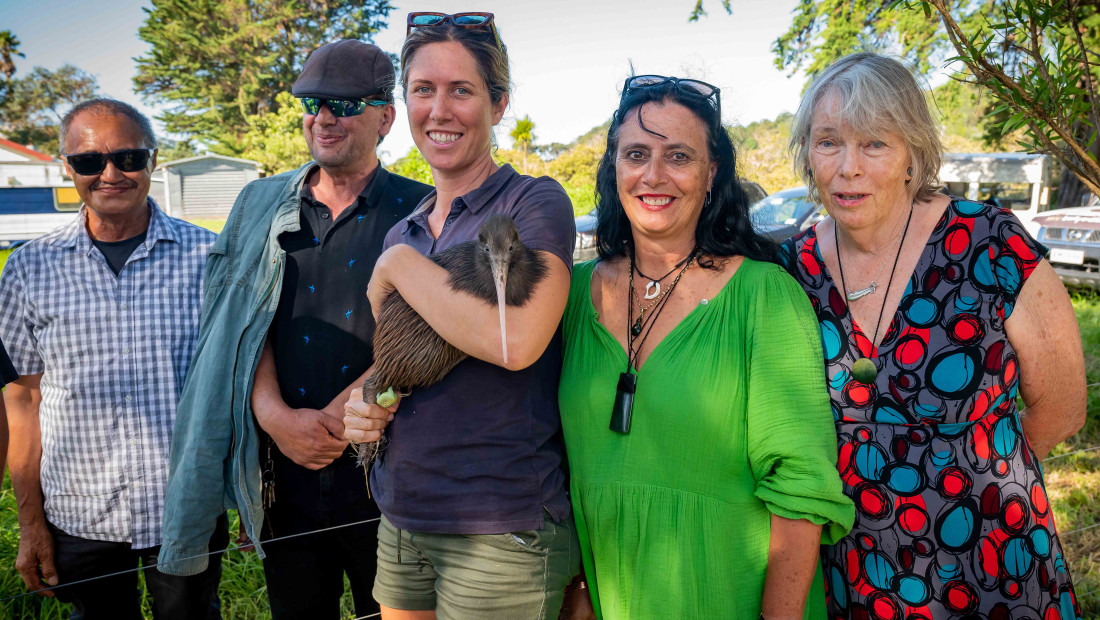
(251, 340), (350, 470)
(4, 373), (57, 597)
(0, 394), (8, 483)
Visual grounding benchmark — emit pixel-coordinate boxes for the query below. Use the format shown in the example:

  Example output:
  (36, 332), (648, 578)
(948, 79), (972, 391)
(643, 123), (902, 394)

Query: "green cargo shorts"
(373, 513), (580, 619)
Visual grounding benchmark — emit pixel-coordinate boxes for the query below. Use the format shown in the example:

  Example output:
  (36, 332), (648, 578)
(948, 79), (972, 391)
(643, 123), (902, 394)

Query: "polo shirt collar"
(53, 197), (176, 254)
(299, 163), (387, 209)
(402, 164), (518, 234)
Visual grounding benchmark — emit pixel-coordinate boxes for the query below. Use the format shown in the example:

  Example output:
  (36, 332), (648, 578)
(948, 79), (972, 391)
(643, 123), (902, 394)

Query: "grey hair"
(789, 53), (942, 204)
(59, 98), (158, 155)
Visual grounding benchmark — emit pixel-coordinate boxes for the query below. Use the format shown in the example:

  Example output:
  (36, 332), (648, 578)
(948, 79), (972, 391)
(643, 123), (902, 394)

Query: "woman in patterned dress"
(779, 52), (1086, 620)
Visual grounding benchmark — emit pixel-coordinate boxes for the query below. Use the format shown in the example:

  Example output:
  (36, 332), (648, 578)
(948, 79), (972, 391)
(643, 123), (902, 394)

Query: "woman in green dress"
(557, 76), (855, 620)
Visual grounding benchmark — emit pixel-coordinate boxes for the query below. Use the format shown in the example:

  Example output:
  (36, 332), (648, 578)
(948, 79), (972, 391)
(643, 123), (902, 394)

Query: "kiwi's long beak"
(491, 257), (509, 364)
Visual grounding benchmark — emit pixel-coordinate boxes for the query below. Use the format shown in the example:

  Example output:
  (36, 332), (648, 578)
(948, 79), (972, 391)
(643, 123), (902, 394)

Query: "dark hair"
(399, 22), (510, 105)
(59, 98), (157, 155)
(594, 83), (776, 267)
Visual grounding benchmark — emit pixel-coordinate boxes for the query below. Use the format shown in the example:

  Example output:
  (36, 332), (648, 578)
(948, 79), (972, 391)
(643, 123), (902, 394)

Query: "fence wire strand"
(0, 517), (381, 604)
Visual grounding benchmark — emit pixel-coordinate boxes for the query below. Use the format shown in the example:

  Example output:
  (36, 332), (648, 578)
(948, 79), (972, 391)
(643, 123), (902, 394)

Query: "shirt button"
(120, 303), (129, 309)
(130, 439), (138, 446)
(123, 348), (131, 354)
(321, 211), (330, 220)
(134, 482), (142, 489)
(125, 394), (132, 402)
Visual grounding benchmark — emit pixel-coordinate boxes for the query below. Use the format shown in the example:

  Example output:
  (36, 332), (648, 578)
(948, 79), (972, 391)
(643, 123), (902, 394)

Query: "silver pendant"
(846, 282), (877, 301)
(644, 281), (660, 300)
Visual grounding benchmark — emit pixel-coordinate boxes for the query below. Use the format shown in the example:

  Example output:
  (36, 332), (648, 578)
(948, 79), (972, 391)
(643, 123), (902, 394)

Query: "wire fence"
(3, 414), (1100, 613)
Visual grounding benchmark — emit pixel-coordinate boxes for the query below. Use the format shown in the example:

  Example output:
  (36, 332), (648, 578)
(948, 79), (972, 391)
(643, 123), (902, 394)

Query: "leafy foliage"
(134, 0), (394, 155)
(510, 115), (536, 174)
(0, 64), (99, 154)
(0, 30), (25, 84)
(764, 0), (1100, 201)
(905, 0), (1100, 198)
(773, 0), (944, 78)
(239, 91), (310, 174)
(731, 114), (803, 194)
(387, 146), (434, 186)
(688, 0), (731, 22)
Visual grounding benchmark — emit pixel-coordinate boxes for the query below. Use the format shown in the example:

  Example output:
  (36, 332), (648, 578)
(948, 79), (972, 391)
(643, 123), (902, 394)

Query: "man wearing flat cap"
(157, 40), (431, 618)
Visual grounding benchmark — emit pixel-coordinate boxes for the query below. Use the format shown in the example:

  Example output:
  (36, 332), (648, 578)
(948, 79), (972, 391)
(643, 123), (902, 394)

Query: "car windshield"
(750, 192), (811, 227)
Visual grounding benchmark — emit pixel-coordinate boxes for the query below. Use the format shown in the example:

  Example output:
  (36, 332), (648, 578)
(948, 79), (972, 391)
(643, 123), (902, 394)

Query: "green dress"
(559, 258), (854, 620)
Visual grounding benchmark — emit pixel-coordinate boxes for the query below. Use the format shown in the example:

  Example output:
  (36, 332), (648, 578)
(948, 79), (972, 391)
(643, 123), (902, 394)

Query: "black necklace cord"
(627, 248), (696, 371)
(835, 204), (915, 348)
(633, 251), (694, 283)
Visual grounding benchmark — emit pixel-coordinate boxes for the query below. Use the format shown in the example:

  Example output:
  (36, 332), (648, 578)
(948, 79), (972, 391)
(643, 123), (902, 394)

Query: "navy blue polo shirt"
(269, 165), (432, 512)
(371, 164), (576, 534)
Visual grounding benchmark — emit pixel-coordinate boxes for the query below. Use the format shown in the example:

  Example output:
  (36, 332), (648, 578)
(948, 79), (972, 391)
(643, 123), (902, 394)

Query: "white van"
(939, 153), (1053, 236)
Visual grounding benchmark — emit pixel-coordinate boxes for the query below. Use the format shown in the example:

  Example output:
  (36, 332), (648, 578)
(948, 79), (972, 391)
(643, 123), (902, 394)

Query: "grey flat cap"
(292, 39), (395, 101)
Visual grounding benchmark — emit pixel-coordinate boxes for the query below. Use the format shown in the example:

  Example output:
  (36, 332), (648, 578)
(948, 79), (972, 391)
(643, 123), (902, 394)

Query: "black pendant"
(631, 316), (643, 337)
(610, 372), (637, 434)
(852, 357), (878, 384)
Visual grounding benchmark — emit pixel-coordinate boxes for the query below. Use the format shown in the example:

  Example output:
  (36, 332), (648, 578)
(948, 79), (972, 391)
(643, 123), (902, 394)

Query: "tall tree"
(239, 90), (311, 174)
(134, 0), (394, 155)
(0, 64), (99, 154)
(0, 30), (25, 86)
(510, 115), (536, 174)
(694, 0), (1100, 205)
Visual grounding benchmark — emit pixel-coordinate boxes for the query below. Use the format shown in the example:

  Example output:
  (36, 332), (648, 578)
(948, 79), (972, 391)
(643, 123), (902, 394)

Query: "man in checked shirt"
(0, 99), (227, 619)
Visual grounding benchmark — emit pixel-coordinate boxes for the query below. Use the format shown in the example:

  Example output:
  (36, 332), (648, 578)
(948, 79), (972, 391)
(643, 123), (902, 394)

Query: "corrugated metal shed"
(159, 154), (262, 219)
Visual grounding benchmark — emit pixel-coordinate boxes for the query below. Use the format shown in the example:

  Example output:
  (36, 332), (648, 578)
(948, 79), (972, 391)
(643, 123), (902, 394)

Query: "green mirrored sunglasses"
(299, 97), (389, 118)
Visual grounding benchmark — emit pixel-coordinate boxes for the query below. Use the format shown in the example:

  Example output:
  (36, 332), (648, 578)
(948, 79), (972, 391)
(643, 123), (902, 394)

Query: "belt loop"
(397, 526), (402, 564)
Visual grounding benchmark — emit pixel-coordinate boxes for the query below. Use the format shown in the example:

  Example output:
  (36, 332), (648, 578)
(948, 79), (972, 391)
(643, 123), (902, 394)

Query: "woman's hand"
(343, 388), (398, 444)
(367, 245), (408, 319)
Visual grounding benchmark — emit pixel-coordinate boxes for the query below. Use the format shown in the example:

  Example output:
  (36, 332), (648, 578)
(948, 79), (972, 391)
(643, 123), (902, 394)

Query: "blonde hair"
(400, 22), (510, 106)
(789, 53), (943, 203)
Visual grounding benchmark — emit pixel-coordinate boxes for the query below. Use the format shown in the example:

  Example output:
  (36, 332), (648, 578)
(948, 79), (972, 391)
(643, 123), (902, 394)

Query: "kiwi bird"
(355, 214), (548, 464)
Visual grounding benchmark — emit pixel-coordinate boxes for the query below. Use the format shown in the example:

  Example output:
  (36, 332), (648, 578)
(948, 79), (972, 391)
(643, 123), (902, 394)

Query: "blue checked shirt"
(0, 200), (214, 548)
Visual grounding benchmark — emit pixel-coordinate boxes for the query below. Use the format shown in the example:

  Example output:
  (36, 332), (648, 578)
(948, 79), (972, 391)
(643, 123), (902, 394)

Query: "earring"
(704, 191), (712, 209)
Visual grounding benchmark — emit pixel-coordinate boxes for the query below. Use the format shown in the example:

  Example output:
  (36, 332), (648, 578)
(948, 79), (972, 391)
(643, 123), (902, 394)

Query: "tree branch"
(929, 0), (1100, 193)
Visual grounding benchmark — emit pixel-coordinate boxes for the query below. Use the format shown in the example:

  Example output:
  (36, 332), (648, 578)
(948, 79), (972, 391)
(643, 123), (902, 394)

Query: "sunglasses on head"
(622, 75), (722, 120)
(64, 149), (155, 176)
(299, 97), (389, 118)
(406, 12), (502, 50)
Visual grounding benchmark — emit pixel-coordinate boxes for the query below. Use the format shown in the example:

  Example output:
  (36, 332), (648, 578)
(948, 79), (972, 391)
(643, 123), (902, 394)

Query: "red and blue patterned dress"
(779, 199), (1082, 620)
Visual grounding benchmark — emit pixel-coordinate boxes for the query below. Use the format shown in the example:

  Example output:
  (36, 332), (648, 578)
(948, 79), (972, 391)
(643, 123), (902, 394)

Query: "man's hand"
(257, 406), (347, 470)
(16, 521), (57, 597)
(343, 388), (398, 444)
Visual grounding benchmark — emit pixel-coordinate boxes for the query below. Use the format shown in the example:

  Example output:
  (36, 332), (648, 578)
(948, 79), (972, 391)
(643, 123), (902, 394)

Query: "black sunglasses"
(406, 12), (502, 50)
(64, 149), (156, 176)
(622, 75), (722, 121)
(300, 96), (389, 118)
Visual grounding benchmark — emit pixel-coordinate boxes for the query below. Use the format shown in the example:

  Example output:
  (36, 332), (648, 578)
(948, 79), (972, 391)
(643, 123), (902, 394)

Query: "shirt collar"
(299, 163), (385, 209)
(53, 197), (176, 254)
(402, 164), (518, 234)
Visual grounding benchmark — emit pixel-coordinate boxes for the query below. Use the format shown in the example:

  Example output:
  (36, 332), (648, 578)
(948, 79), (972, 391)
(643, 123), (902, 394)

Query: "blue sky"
(4, 0), (818, 162)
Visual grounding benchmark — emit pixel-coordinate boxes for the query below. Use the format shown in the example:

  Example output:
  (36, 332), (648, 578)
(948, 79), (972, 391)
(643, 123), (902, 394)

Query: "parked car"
(1034, 205), (1100, 289)
(573, 209), (598, 263)
(749, 186), (824, 243)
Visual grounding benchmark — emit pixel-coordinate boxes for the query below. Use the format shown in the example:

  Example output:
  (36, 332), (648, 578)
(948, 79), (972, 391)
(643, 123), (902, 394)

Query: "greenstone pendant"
(852, 357), (878, 384)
